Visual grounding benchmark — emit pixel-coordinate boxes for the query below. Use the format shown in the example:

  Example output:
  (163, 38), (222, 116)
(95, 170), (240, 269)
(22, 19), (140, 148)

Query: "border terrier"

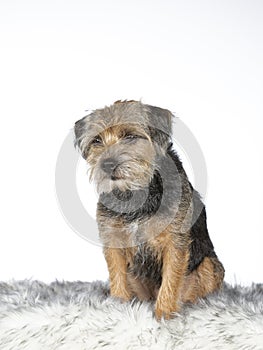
(74, 100), (224, 320)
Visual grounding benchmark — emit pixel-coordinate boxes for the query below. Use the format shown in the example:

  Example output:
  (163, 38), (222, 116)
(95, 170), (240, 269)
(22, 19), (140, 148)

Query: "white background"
(0, 0), (262, 286)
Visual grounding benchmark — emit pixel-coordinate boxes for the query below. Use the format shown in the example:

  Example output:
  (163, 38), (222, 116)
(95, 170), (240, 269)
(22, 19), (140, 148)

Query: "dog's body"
(75, 100), (224, 319)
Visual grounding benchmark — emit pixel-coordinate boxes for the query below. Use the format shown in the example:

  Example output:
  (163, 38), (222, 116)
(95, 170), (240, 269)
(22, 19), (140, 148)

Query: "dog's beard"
(91, 159), (156, 194)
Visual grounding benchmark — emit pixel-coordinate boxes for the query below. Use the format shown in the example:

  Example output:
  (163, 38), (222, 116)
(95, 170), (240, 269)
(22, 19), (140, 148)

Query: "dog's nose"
(101, 158), (118, 174)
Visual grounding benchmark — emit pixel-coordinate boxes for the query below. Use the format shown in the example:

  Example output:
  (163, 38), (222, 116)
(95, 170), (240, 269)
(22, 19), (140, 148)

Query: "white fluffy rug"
(0, 280), (262, 349)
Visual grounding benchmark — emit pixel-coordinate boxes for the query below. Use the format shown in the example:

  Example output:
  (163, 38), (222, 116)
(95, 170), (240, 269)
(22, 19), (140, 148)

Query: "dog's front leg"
(104, 247), (132, 301)
(155, 246), (189, 320)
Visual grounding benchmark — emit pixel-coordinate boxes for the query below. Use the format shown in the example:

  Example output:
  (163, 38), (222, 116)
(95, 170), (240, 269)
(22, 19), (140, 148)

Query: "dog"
(74, 100), (224, 320)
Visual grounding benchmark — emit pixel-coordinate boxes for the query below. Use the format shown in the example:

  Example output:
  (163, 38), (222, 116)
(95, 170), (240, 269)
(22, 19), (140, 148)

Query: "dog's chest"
(127, 243), (163, 286)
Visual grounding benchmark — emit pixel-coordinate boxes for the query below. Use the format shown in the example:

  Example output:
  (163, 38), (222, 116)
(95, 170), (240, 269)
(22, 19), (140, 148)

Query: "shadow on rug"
(0, 280), (262, 349)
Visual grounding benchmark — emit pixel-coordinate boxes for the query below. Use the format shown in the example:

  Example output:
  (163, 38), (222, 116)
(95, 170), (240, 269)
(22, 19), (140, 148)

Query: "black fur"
(98, 172), (163, 223)
(188, 195), (217, 272)
(98, 144), (217, 276)
(167, 145), (217, 271)
(129, 244), (163, 288)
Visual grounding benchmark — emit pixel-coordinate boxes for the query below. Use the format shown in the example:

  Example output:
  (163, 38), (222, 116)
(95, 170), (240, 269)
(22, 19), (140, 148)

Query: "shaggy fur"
(74, 100), (224, 319)
(0, 280), (262, 349)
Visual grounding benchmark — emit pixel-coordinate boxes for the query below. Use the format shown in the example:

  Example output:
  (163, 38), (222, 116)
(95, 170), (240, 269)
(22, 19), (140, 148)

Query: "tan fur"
(182, 257), (225, 304)
(127, 274), (158, 300)
(103, 247), (131, 301)
(75, 100), (224, 320)
(152, 233), (190, 319)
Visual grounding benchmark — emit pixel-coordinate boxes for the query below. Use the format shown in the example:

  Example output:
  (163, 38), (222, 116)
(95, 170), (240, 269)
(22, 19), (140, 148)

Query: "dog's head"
(74, 100), (173, 193)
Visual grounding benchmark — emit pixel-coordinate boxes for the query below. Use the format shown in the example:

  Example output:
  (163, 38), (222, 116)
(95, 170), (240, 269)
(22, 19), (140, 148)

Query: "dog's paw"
(111, 289), (132, 302)
(155, 300), (179, 320)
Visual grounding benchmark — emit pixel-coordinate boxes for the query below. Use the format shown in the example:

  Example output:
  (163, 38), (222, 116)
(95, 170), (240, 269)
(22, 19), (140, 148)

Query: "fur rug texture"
(0, 280), (262, 350)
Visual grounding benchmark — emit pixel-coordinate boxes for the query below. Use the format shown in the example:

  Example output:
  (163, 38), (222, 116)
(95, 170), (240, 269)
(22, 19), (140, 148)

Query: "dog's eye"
(124, 134), (140, 140)
(91, 136), (102, 145)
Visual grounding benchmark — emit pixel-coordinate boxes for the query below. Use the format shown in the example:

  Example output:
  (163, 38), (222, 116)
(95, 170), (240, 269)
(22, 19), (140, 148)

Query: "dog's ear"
(74, 116), (89, 159)
(146, 105), (173, 145)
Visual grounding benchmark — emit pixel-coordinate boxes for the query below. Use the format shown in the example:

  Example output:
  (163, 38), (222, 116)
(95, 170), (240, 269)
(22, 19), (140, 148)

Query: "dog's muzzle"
(101, 158), (120, 180)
